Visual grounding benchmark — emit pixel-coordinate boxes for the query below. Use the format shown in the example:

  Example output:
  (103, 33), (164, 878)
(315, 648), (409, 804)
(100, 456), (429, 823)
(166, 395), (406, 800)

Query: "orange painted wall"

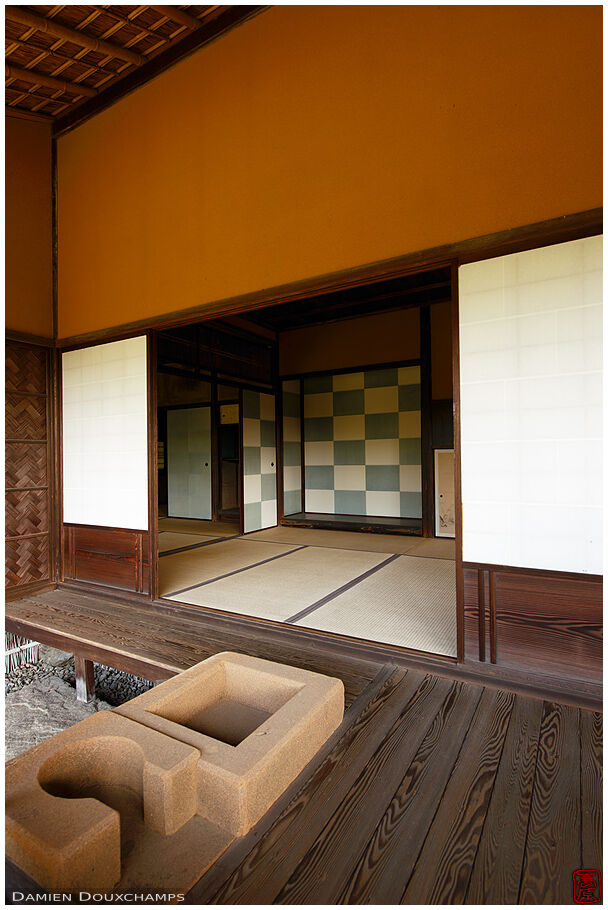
(6, 115), (53, 338)
(57, 5), (602, 338)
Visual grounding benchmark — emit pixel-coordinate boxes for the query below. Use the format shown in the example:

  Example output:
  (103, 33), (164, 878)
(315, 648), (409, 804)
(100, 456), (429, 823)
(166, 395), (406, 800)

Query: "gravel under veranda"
(5, 651), (154, 707)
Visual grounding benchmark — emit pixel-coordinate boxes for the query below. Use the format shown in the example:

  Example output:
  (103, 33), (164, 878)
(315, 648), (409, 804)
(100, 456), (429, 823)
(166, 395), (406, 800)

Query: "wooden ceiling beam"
(5, 63), (97, 98)
(5, 36), (119, 76)
(150, 5), (204, 29)
(6, 7), (146, 66)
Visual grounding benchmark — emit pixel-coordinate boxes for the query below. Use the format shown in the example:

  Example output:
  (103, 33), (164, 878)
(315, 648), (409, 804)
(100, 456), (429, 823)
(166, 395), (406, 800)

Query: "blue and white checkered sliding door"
(242, 390), (277, 532)
(282, 379), (302, 515)
(303, 365), (422, 518)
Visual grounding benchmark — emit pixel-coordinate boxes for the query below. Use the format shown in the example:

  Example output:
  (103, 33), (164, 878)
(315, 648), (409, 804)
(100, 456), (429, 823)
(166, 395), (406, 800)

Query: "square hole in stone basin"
(148, 661), (304, 747)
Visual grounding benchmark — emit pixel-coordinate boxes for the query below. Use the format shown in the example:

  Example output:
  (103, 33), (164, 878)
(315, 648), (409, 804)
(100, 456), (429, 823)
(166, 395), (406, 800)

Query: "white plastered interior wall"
(62, 335), (149, 529)
(458, 235), (602, 574)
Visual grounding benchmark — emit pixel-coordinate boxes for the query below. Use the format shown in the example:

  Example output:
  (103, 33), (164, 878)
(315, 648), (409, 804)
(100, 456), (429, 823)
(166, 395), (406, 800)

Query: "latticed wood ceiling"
(5, 5), (237, 121)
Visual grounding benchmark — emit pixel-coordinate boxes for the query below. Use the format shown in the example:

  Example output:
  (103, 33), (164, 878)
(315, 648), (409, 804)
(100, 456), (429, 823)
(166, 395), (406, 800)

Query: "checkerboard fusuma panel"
(243, 390), (277, 532)
(282, 379), (302, 516)
(302, 366), (421, 518)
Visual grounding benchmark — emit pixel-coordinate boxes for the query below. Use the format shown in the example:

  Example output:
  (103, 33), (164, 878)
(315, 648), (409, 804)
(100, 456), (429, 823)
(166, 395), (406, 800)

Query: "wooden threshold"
(5, 585), (601, 710)
(280, 511), (423, 535)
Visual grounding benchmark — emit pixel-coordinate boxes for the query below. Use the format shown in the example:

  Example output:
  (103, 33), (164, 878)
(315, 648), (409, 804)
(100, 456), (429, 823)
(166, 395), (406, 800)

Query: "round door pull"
(270, 462), (275, 467)
(204, 462), (209, 467)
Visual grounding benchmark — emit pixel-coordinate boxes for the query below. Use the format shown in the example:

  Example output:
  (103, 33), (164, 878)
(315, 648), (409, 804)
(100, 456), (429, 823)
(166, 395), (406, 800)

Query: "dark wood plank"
(493, 568), (602, 682)
(205, 670), (424, 905)
(186, 662), (397, 903)
(465, 694), (543, 904)
(5, 588), (379, 705)
(338, 680), (482, 905)
(580, 710), (602, 872)
(401, 686), (514, 904)
(275, 673), (455, 903)
(519, 701), (581, 904)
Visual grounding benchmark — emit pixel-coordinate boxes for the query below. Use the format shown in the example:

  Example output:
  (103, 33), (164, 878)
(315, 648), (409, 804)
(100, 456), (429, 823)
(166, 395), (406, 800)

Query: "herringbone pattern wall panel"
(6, 344), (47, 395)
(5, 442), (48, 489)
(6, 537), (49, 587)
(5, 490), (49, 538)
(5, 340), (51, 591)
(5, 393), (47, 440)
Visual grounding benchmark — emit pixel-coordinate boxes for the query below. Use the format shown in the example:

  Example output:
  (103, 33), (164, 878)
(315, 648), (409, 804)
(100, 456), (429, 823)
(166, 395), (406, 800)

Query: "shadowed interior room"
(4, 4), (602, 905)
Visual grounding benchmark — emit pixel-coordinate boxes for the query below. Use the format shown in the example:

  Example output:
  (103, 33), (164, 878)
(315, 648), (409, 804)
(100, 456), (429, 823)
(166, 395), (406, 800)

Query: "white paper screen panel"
(459, 235), (602, 575)
(62, 336), (149, 530)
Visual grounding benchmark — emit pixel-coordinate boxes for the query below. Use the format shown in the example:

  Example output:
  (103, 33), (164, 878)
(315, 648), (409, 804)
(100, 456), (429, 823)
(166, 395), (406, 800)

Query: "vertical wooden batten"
(450, 263), (465, 663)
(419, 304), (433, 538)
(147, 330), (159, 600)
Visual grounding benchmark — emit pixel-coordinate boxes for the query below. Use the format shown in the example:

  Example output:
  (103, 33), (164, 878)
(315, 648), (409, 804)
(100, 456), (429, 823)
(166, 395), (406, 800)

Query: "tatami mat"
(400, 538), (456, 559)
(168, 547), (391, 620)
(294, 555), (456, 656)
(159, 518), (238, 537)
(244, 526), (454, 558)
(159, 539), (298, 596)
(159, 531), (220, 554)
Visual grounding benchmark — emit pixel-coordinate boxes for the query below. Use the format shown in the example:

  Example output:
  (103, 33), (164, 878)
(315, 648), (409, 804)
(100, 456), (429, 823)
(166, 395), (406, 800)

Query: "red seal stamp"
(573, 869), (601, 903)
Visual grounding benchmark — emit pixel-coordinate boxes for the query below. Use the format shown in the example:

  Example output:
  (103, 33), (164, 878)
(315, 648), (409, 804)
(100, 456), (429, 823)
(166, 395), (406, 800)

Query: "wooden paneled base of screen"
(464, 562), (602, 687)
(63, 524), (149, 594)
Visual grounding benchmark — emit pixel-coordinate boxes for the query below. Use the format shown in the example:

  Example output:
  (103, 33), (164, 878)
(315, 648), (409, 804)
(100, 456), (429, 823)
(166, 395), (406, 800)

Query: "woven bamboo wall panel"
(5, 340), (51, 591)
(5, 442), (48, 490)
(6, 393), (47, 441)
(5, 343), (47, 394)
(6, 490), (49, 539)
(6, 536), (49, 587)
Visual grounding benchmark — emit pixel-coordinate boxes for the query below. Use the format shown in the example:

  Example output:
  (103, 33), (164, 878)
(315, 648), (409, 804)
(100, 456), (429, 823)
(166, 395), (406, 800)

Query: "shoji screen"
(459, 236), (602, 574)
(62, 336), (149, 529)
(242, 390), (277, 532)
(282, 379), (302, 516)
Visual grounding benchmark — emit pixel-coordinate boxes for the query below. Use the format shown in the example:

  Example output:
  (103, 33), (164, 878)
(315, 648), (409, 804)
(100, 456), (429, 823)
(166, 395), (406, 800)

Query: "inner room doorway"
(154, 266), (458, 659)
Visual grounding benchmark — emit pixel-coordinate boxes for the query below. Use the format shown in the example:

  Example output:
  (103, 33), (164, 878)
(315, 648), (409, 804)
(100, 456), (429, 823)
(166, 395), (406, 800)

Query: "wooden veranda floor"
(6, 588), (603, 904)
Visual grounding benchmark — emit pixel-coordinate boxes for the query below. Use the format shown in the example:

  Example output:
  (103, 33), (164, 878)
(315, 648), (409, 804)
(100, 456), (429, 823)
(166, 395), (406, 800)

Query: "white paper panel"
(62, 336), (149, 529)
(459, 236), (602, 574)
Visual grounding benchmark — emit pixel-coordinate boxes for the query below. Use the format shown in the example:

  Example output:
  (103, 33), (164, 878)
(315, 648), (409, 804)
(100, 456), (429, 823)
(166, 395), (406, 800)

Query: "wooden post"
(74, 655), (95, 703)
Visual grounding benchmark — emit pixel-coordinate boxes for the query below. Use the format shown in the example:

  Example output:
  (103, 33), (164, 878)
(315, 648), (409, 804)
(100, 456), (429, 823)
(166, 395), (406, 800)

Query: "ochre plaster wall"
(57, 5), (601, 338)
(6, 115), (53, 338)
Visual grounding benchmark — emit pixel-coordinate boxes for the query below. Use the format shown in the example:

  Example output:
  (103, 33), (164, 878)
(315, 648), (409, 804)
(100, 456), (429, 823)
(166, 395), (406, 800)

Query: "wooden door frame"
(45, 208), (601, 652)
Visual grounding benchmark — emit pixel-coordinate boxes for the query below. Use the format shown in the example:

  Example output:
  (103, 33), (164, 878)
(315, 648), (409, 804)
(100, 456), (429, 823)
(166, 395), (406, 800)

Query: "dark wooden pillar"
(419, 304), (434, 538)
(74, 654), (95, 703)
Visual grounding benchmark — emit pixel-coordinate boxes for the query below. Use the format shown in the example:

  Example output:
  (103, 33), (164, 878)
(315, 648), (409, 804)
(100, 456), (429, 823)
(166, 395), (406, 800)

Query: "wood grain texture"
(401, 687), (515, 904)
(5, 587), (379, 704)
(206, 670), (420, 905)
(63, 525), (150, 594)
(519, 701), (581, 904)
(275, 674), (454, 904)
(494, 570), (602, 682)
(463, 563), (602, 686)
(4, 583), (600, 905)
(580, 710), (602, 872)
(466, 695), (543, 904)
(339, 680), (482, 904)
